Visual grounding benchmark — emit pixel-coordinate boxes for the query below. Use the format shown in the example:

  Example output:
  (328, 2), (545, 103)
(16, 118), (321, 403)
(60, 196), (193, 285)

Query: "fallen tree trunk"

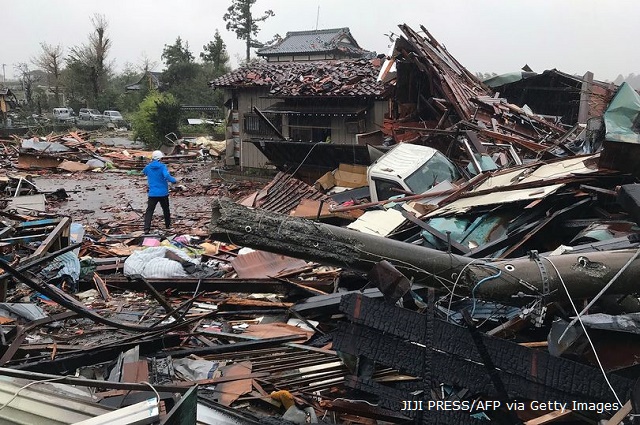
(210, 199), (640, 304)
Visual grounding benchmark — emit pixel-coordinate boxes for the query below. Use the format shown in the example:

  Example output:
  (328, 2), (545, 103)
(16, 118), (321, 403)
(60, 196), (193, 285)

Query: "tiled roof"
(257, 28), (370, 57)
(209, 59), (390, 98)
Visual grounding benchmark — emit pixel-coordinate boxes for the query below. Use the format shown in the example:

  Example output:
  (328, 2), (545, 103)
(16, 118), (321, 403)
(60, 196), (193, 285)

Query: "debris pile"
(4, 21), (640, 425)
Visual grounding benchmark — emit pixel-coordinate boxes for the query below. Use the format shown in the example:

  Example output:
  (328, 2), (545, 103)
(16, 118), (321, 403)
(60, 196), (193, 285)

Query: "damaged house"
(0, 87), (18, 128)
(484, 68), (617, 126)
(209, 28), (391, 176)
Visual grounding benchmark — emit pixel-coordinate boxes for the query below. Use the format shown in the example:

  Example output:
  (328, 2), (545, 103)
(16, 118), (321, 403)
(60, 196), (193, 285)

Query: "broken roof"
(209, 59), (390, 98)
(393, 23), (491, 120)
(257, 27), (372, 58)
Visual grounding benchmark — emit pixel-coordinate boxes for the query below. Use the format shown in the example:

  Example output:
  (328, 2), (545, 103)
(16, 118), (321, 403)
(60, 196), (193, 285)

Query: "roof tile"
(209, 59), (390, 98)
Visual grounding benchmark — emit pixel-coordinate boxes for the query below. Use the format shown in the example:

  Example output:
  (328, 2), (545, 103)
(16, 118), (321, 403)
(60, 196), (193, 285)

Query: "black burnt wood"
(336, 294), (632, 403)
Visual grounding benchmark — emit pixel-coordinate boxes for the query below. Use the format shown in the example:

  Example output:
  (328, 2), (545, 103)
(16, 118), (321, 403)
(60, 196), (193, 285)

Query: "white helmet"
(152, 150), (164, 160)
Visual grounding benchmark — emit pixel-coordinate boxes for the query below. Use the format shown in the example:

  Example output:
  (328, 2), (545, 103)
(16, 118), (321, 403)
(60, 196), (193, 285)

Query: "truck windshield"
(405, 151), (460, 194)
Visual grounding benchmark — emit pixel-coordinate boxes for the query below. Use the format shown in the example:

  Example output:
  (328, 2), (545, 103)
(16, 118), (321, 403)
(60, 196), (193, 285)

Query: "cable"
(543, 256), (623, 406)
(470, 269), (502, 317)
(446, 258), (483, 322)
(140, 381), (160, 403)
(332, 397), (378, 407)
(0, 376), (66, 412)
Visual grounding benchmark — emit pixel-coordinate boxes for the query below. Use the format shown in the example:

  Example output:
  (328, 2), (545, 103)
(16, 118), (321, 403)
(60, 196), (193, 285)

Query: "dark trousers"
(144, 196), (171, 232)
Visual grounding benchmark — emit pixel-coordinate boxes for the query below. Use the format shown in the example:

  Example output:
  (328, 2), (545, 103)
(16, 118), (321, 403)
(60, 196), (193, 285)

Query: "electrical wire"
(543, 256), (623, 406)
(557, 247), (640, 344)
(470, 269), (502, 317)
(446, 258), (483, 321)
(0, 376), (66, 412)
(140, 381), (160, 403)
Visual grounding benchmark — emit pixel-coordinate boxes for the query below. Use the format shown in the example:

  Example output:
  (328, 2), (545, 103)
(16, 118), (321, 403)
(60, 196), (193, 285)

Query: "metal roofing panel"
(474, 155), (599, 192)
(230, 250), (309, 279)
(519, 155), (599, 183)
(426, 184), (565, 217)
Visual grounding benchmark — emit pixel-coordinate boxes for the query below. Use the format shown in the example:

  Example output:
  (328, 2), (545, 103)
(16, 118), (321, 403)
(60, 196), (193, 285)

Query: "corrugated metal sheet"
(0, 377), (113, 424)
(426, 184), (565, 217)
(230, 250), (308, 279)
(245, 171), (331, 215)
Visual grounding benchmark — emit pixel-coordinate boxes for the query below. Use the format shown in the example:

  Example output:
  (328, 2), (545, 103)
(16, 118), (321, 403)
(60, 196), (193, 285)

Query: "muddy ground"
(30, 141), (263, 236)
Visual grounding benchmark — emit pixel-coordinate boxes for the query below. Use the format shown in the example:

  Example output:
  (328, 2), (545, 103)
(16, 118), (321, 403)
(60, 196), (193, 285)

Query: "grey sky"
(3, 0), (638, 82)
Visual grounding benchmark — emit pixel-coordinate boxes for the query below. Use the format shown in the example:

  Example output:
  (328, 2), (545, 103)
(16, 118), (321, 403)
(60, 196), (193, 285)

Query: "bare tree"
(67, 13), (112, 103)
(32, 42), (64, 105)
(138, 53), (158, 74)
(15, 63), (40, 106)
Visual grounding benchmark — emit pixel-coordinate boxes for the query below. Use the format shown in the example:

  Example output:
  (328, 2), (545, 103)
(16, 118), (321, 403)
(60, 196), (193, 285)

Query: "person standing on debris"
(143, 150), (177, 233)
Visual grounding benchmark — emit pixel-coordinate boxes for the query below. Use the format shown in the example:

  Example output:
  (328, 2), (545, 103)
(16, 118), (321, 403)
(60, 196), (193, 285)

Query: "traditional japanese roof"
(125, 71), (164, 91)
(209, 59), (390, 98)
(257, 27), (371, 58)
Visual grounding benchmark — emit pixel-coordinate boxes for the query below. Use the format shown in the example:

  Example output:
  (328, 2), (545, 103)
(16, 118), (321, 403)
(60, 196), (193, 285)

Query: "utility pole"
(315, 5), (320, 30)
(1, 64), (5, 83)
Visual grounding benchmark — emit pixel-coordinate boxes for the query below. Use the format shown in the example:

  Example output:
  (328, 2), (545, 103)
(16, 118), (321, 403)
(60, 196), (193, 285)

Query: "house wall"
(224, 88), (389, 169)
(331, 100), (387, 145)
(235, 88), (278, 169)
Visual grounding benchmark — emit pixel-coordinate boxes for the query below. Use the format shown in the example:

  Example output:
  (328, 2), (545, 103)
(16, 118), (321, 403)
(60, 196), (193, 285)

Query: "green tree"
(161, 37), (201, 103)
(200, 30), (231, 75)
(223, 0), (274, 62)
(161, 37), (194, 66)
(132, 92), (181, 148)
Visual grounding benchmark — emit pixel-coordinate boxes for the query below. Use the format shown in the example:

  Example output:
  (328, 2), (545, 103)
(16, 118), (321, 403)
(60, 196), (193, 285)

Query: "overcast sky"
(3, 0), (639, 82)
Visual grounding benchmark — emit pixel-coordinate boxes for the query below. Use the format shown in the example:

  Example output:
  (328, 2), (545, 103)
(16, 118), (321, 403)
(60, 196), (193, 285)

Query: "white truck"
(367, 143), (461, 202)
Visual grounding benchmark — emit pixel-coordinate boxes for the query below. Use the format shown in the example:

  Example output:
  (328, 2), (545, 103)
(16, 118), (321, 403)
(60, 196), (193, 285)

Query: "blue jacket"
(143, 160), (177, 197)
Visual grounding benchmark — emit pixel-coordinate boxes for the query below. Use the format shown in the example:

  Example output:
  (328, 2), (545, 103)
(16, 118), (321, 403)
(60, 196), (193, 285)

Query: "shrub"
(132, 92), (181, 149)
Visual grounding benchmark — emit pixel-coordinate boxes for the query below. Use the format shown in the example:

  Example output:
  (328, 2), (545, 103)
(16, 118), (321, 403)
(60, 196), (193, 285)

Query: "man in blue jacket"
(143, 150), (177, 233)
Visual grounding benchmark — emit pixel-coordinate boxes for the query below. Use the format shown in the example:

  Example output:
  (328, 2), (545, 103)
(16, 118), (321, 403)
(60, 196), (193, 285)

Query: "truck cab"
(367, 144), (461, 202)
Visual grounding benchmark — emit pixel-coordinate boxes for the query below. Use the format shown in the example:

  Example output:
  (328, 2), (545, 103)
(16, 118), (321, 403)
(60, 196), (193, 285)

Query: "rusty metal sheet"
(230, 250), (309, 279)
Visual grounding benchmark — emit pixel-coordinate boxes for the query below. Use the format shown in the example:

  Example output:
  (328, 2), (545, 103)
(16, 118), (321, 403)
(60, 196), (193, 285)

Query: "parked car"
(79, 108), (103, 121)
(103, 110), (124, 122)
(52, 108), (75, 123)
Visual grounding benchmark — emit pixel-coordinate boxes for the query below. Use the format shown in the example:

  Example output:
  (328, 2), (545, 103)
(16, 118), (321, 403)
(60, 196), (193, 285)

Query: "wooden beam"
(605, 400), (631, 425)
(525, 409), (573, 425)
(29, 217), (70, 260)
